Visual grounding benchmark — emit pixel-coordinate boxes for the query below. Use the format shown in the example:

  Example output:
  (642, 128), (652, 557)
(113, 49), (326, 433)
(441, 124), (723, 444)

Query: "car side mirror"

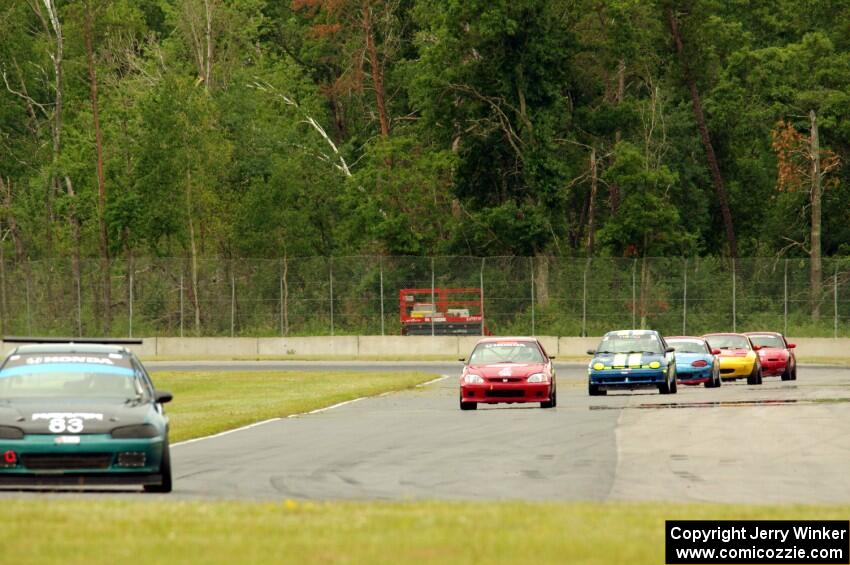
(458, 357), (466, 363)
(787, 343), (796, 349)
(586, 349), (596, 355)
(548, 355), (556, 360)
(155, 391), (173, 404)
(752, 345), (761, 351)
(711, 349), (721, 355)
(665, 346), (675, 353)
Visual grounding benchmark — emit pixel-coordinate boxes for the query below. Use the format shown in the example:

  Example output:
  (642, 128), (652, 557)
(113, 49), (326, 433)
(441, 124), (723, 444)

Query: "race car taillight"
(691, 360), (708, 367)
(2, 450), (17, 467)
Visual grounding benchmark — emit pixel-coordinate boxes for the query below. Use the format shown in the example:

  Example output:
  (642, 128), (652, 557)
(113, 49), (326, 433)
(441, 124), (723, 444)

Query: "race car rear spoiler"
(2, 336), (143, 345)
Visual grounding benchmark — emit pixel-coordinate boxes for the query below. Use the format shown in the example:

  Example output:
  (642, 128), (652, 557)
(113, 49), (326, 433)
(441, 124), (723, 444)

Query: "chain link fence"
(0, 256), (848, 337)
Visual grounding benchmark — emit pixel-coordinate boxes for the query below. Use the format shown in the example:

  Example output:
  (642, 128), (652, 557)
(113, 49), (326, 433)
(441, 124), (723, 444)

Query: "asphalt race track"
(160, 362), (850, 504)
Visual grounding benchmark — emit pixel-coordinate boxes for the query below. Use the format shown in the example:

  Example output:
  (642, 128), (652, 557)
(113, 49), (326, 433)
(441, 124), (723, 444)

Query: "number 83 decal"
(49, 417), (84, 433)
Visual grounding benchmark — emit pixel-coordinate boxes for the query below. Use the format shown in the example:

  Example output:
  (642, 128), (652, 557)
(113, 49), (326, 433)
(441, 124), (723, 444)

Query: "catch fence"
(0, 256), (848, 338)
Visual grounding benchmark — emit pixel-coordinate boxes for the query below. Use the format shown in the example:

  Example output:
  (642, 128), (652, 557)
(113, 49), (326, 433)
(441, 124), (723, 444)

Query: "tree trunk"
(64, 176), (83, 336)
(586, 146), (598, 256)
(534, 253), (550, 308)
(186, 171), (201, 334)
(610, 58), (625, 214)
(363, 1), (390, 137)
(84, 1), (112, 333)
(810, 109), (822, 321)
(666, 7), (737, 258)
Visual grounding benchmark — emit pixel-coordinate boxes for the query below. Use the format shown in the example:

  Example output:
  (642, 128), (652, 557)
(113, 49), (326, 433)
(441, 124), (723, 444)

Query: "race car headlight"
(111, 424), (160, 439)
(648, 361), (661, 369)
(527, 373), (548, 383)
(0, 426), (24, 440)
(463, 374), (484, 384)
(592, 362), (605, 371)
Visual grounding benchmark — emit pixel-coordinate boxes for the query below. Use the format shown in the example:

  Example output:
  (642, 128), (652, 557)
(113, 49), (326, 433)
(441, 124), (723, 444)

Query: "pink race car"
(743, 332), (797, 381)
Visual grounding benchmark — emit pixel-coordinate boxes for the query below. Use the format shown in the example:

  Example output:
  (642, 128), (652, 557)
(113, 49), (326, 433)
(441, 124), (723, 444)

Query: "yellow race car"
(702, 333), (763, 385)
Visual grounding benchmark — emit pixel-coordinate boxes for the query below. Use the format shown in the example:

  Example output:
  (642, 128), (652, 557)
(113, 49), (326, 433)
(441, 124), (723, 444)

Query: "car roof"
(10, 343), (134, 355)
(474, 336), (538, 344)
(702, 332), (749, 337)
(603, 329), (660, 337)
(666, 336), (706, 341)
(743, 331), (783, 336)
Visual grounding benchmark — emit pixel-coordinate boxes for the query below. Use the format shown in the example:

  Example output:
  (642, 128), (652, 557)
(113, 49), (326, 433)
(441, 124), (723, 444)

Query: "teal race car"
(587, 330), (677, 396)
(0, 337), (172, 492)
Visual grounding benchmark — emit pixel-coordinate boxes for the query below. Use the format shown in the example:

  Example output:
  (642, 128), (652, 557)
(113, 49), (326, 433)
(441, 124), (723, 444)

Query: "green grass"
(2, 500), (847, 564)
(155, 371), (435, 442)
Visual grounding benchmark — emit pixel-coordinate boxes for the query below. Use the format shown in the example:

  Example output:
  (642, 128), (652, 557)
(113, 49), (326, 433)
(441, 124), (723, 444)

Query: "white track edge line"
(417, 374), (451, 387)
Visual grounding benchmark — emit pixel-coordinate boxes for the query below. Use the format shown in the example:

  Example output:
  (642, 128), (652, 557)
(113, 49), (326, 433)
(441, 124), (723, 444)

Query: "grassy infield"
(2, 370), (847, 564)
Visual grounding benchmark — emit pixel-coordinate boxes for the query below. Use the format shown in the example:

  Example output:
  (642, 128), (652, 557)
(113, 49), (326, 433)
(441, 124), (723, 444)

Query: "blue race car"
(587, 330), (677, 396)
(666, 336), (721, 388)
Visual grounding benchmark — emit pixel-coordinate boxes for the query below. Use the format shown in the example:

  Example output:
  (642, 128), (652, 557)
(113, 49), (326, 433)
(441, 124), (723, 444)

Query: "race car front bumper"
(759, 357), (788, 376)
(718, 358), (756, 379)
(676, 366), (713, 385)
(461, 382), (552, 404)
(589, 368), (666, 389)
(0, 434), (166, 485)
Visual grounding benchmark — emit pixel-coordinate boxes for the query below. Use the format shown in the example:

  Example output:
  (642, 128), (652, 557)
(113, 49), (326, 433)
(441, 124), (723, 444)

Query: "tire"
(144, 440), (172, 493)
(541, 386), (557, 408)
(747, 363), (763, 385)
(781, 364), (792, 381)
(460, 399), (477, 410)
(670, 372), (678, 394)
(715, 368), (722, 387)
(588, 383), (606, 396)
(791, 363), (797, 381)
(659, 369), (674, 395)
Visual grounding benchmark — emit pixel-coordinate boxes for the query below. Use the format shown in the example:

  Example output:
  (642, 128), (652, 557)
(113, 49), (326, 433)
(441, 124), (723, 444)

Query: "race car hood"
(674, 352), (712, 364)
(467, 363), (547, 378)
(0, 398), (154, 434)
(589, 352), (665, 369)
(716, 349), (752, 358)
(757, 347), (787, 359)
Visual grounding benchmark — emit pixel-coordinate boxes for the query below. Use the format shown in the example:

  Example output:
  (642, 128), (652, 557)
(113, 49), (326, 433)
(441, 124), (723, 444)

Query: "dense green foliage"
(2, 0), (849, 261)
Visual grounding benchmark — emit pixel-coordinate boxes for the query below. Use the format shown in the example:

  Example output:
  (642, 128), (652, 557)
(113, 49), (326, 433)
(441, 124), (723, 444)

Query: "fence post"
(179, 272), (184, 338)
(731, 258), (737, 332)
(682, 258), (688, 335)
(379, 257), (385, 336)
(25, 260), (32, 335)
(329, 258), (334, 337)
(128, 267), (134, 338)
(631, 259), (637, 328)
(230, 273), (235, 337)
(480, 258), (485, 336)
(430, 257), (435, 337)
(530, 256), (535, 336)
(582, 259), (589, 337)
(835, 262), (839, 339)
(784, 259), (788, 336)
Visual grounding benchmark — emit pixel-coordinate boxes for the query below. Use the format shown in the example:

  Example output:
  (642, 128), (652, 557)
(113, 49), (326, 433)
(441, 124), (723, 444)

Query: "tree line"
(1, 0), (849, 324)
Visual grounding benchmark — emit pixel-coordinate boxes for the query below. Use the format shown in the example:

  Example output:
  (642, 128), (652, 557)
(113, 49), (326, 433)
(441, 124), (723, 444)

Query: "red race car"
(744, 332), (798, 381)
(459, 337), (556, 410)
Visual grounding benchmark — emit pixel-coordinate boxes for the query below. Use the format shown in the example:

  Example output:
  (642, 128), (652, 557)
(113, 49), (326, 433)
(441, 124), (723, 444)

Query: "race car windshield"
(597, 335), (663, 354)
(469, 342), (545, 364)
(0, 354), (146, 400)
(667, 340), (708, 354)
(705, 335), (750, 350)
(747, 335), (784, 348)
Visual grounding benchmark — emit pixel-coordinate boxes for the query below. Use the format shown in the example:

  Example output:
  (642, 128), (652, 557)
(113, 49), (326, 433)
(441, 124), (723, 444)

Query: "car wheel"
(715, 368), (722, 387)
(791, 363), (797, 380)
(670, 372), (678, 394)
(747, 363), (760, 385)
(588, 383), (606, 396)
(460, 398), (477, 411)
(659, 372), (671, 395)
(781, 364), (792, 381)
(144, 440), (172, 493)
